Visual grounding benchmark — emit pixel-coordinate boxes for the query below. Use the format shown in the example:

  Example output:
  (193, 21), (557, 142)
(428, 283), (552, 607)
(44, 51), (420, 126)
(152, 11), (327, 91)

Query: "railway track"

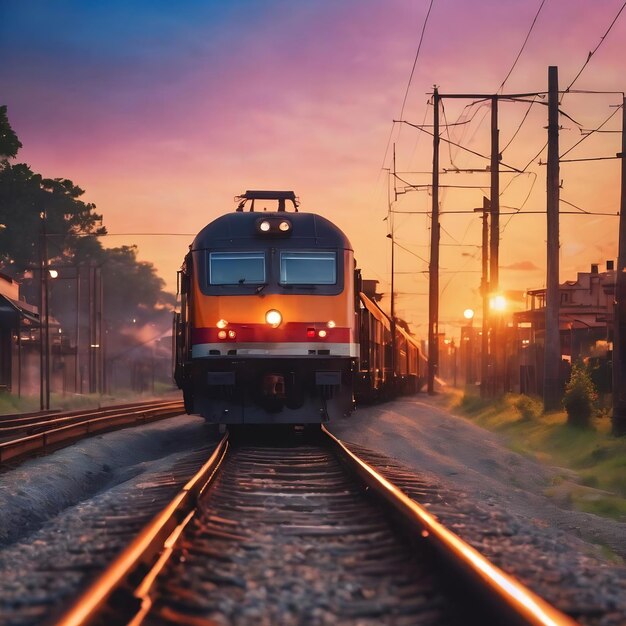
(55, 426), (578, 626)
(0, 399), (184, 465)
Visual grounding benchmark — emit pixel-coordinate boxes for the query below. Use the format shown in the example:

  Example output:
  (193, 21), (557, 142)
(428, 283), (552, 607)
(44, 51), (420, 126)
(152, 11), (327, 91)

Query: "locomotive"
(174, 190), (421, 424)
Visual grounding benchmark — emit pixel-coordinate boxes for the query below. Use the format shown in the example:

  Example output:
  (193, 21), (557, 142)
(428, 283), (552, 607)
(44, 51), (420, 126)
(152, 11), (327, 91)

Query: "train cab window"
(209, 252), (265, 285)
(280, 251), (336, 285)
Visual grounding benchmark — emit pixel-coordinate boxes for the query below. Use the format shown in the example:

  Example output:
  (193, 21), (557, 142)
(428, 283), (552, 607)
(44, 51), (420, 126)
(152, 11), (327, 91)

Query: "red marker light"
(306, 328), (316, 338)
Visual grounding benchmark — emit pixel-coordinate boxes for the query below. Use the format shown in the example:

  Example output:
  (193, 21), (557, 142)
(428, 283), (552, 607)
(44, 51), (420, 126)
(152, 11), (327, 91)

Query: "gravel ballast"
(330, 396), (626, 626)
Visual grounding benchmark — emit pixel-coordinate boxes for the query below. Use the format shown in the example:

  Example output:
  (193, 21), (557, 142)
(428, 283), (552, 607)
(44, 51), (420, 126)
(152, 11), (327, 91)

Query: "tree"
(0, 104), (175, 357)
(562, 361), (598, 428)
(0, 164), (107, 275)
(0, 105), (22, 162)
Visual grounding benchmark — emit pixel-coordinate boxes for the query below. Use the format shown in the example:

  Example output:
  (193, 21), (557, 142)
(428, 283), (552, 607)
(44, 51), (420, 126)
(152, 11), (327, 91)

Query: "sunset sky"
(1, 0), (625, 338)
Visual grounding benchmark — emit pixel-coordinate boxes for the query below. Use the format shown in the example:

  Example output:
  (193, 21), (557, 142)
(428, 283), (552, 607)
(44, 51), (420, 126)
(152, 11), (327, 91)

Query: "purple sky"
(1, 0), (625, 335)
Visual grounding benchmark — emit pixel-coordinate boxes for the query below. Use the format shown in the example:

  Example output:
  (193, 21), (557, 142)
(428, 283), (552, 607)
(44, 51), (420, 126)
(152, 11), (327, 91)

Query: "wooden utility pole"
(612, 96), (626, 435)
(390, 146), (397, 387)
(490, 97), (500, 291)
(475, 198), (490, 397)
(544, 66), (561, 411)
(428, 88), (440, 395)
(490, 96), (500, 394)
(38, 218), (45, 411)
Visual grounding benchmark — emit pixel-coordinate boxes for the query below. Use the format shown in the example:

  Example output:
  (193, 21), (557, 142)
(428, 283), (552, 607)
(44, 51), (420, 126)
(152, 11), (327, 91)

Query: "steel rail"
(54, 433), (229, 626)
(0, 399), (179, 428)
(52, 429), (579, 626)
(0, 400), (184, 465)
(322, 426), (579, 626)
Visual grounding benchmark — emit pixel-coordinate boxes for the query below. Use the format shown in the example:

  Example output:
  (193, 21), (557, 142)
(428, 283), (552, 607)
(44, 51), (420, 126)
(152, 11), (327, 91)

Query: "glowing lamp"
(318, 329), (327, 338)
(463, 308), (474, 320)
(259, 220), (271, 232)
(265, 309), (282, 327)
(216, 319), (228, 329)
(227, 330), (237, 339)
(217, 330), (227, 340)
(327, 320), (336, 328)
(307, 328), (316, 338)
(48, 269), (59, 279)
(279, 220), (291, 232)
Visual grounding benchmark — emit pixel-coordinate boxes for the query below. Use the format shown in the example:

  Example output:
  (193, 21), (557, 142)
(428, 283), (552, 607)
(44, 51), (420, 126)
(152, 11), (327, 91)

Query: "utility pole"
(428, 88), (440, 395)
(612, 96), (626, 435)
(75, 266), (80, 394)
(391, 146), (397, 389)
(475, 198), (490, 397)
(490, 96), (500, 394)
(544, 66), (561, 411)
(38, 216), (45, 411)
(38, 211), (50, 411)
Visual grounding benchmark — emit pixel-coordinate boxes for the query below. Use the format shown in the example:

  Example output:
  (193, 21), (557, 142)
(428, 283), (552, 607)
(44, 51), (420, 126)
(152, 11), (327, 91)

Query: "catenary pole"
(544, 66), (561, 411)
(428, 88), (440, 394)
(490, 96), (500, 394)
(476, 198), (490, 397)
(612, 97), (626, 436)
(391, 146), (397, 388)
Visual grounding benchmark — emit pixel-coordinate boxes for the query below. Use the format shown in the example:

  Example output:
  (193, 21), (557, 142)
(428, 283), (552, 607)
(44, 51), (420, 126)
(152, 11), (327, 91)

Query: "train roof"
(192, 211), (353, 251)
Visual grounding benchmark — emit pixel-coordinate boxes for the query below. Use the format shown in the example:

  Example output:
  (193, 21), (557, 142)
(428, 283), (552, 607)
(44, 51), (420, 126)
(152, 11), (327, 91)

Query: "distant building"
(510, 262), (615, 394)
(0, 273), (39, 393)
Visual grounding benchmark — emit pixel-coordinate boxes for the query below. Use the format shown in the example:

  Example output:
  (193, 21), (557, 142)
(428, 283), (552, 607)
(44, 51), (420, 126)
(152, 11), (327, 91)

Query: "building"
(510, 262), (615, 394)
(0, 273), (39, 393)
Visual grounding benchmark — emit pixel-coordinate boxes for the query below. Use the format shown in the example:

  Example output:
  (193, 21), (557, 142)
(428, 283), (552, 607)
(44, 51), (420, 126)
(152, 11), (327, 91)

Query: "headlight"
(216, 319), (228, 329)
(265, 309), (282, 327)
(279, 220), (291, 232)
(259, 220), (271, 232)
(327, 320), (336, 328)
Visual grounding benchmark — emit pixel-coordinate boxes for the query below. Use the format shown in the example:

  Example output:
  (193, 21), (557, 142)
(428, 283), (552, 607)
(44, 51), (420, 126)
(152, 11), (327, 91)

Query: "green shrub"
(514, 395), (542, 421)
(562, 362), (598, 428)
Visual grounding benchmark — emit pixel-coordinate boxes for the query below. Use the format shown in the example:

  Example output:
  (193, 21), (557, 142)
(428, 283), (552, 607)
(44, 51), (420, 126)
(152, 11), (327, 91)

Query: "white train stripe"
(192, 342), (359, 358)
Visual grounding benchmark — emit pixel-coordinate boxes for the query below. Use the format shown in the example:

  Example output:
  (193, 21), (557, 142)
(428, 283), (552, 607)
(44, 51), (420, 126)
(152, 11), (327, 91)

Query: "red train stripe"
(192, 323), (351, 344)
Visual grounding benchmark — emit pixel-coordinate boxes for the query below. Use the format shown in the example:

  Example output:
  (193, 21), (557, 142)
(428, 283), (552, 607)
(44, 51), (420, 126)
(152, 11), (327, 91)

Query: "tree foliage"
(0, 104), (175, 339)
(562, 361), (598, 428)
(0, 105), (22, 161)
(0, 163), (106, 273)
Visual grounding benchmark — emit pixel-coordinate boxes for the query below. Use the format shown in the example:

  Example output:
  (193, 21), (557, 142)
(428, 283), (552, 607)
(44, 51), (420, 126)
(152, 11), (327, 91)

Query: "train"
(173, 190), (422, 424)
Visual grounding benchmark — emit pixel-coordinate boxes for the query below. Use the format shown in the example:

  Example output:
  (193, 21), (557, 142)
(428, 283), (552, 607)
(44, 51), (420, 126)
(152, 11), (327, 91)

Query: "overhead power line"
(380, 0), (436, 171)
(499, 0), (548, 92)
(560, 103), (623, 158)
(564, 0), (626, 95)
(398, 0), (436, 123)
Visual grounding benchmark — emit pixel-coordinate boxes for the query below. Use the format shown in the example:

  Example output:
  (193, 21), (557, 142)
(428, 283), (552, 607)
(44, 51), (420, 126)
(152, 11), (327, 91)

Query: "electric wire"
(563, 0), (626, 95)
(560, 103), (623, 159)
(498, 0), (548, 92)
(380, 0), (436, 171)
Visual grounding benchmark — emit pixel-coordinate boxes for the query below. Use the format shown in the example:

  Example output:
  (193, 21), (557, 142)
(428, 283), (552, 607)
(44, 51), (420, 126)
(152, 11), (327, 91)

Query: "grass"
(452, 390), (626, 522)
(0, 384), (180, 416)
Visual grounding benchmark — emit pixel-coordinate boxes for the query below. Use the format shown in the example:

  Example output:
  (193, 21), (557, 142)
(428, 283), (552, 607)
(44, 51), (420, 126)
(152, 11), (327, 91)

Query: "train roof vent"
(235, 190), (299, 213)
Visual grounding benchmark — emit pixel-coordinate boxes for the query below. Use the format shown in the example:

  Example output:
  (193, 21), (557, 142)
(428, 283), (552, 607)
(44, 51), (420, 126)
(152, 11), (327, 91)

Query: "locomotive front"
(174, 191), (357, 424)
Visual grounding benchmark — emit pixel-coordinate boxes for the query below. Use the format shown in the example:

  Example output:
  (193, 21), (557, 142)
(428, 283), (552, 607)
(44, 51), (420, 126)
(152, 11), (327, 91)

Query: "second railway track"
(56, 426), (578, 626)
(0, 399), (185, 466)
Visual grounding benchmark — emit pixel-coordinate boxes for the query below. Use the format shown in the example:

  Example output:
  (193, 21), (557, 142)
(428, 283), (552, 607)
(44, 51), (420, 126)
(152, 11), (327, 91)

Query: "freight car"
(174, 190), (421, 424)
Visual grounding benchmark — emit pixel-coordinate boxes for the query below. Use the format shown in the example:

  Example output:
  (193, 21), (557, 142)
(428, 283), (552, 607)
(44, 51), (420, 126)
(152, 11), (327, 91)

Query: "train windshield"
(209, 252), (266, 284)
(280, 251), (336, 285)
